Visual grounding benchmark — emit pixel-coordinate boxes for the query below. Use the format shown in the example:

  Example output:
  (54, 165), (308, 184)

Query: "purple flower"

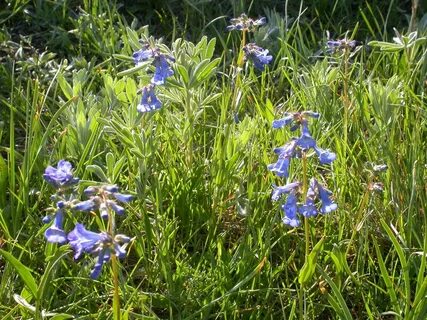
(67, 223), (131, 279)
(281, 194), (300, 227)
(43, 160), (79, 189)
(72, 198), (97, 212)
(243, 43), (272, 70)
(227, 14), (266, 32)
(271, 182), (300, 201)
(317, 182), (337, 214)
(299, 179), (318, 217)
(152, 55), (174, 85)
(267, 157), (291, 177)
(133, 46), (155, 66)
(137, 85), (162, 113)
(296, 122), (316, 150)
(44, 209), (67, 243)
(326, 38), (357, 53)
(272, 113), (294, 128)
(314, 146), (336, 164)
(73, 185), (134, 219)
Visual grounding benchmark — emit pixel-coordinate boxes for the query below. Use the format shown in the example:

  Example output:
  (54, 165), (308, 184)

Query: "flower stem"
(302, 153), (310, 258)
(112, 254), (121, 320)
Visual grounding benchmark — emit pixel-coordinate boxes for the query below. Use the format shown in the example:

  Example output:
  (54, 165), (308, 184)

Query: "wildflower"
(137, 85), (162, 113)
(299, 180), (318, 217)
(326, 37), (357, 54)
(152, 55), (174, 85)
(67, 223), (130, 279)
(227, 14), (266, 32)
(316, 181), (337, 214)
(282, 194), (300, 227)
(44, 208), (67, 243)
(73, 184), (134, 219)
(243, 43), (272, 70)
(271, 182), (300, 201)
(132, 44), (155, 65)
(314, 146), (336, 164)
(133, 43), (174, 84)
(43, 160), (79, 189)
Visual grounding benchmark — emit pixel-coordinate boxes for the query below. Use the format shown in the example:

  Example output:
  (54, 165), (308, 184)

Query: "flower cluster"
(268, 112), (337, 227)
(326, 37), (357, 54)
(242, 43), (273, 70)
(226, 13), (266, 32)
(227, 13), (272, 70)
(42, 160), (134, 278)
(132, 42), (175, 113)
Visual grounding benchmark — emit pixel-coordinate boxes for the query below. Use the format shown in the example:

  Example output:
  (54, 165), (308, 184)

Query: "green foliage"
(0, 0), (426, 319)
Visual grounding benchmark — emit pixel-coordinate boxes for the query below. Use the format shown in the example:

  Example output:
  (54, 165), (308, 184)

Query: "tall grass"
(0, 0), (426, 319)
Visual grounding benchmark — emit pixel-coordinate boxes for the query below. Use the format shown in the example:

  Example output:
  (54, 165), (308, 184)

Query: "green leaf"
(0, 249), (37, 298)
(318, 268), (353, 320)
(298, 238), (324, 285)
(86, 164), (110, 182)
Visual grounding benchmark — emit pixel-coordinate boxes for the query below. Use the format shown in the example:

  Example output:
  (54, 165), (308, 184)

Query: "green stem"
(342, 48), (350, 159)
(302, 153), (310, 258)
(111, 254), (121, 320)
(231, 30), (247, 118)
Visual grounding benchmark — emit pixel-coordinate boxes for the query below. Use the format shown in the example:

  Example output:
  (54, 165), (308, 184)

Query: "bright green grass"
(0, 0), (426, 319)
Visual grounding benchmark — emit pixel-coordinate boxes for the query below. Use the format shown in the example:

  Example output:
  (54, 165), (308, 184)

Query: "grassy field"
(0, 0), (426, 319)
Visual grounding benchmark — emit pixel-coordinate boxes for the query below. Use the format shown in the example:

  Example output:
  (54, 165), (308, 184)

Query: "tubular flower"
(72, 184), (134, 219)
(44, 208), (67, 244)
(227, 14), (266, 32)
(67, 223), (131, 279)
(43, 160), (79, 189)
(243, 43), (273, 70)
(137, 85), (162, 113)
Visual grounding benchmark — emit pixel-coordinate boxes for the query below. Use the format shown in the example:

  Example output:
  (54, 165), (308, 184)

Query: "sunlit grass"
(0, 1), (426, 319)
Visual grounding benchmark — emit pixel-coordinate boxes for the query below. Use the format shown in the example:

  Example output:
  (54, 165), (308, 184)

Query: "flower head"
(73, 184), (134, 219)
(137, 85), (162, 113)
(281, 194), (300, 227)
(43, 160), (79, 189)
(133, 44), (156, 65)
(67, 223), (130, 278)
(271, 182), (300, 201)
(316, 181), (337, 214)
(152, 55), (174, 85)
(227, 14), (266, 32)
(243, 43), (273, 70)
(44, 209), (67, 243)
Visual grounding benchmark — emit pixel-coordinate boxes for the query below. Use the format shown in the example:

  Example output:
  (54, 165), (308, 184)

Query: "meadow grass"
(0, 0), (426, 319)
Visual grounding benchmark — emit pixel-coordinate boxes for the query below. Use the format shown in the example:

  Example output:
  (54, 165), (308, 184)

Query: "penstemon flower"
(137, 84), (162, 113)
(227, 13), (266, 32)
(42, 160), (80, 243)
(68, 223), (131, 279)
(242, 43), (273, 70)
(268, 111), (337, 227)
(133, 43), (175, 85)
(73, 184), (134, 219)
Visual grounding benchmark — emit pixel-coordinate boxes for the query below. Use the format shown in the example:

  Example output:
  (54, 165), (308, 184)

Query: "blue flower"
(137, 85), (162, 113)
(281, 194), (300, 227)
(296, 122), (316, 150)
(243, 43), (272, 70)
(44, 209), (67, 243)
(299, 179), (318, 217)
(132, 45), (155, 66)
(267, 157), (291, 177)
(73, 185), (134, 219)
(314, 146), (336, 164)
(152, 55), (174, 85)
(272, 113), (294, 128)
(72, 198), (97, 212)
(43, 160), (79, 189)
(317, 182), (337, 214)
(67, 223), (131, 279)
(227, 14), (266, 32)
(271, 182), (300, 201)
